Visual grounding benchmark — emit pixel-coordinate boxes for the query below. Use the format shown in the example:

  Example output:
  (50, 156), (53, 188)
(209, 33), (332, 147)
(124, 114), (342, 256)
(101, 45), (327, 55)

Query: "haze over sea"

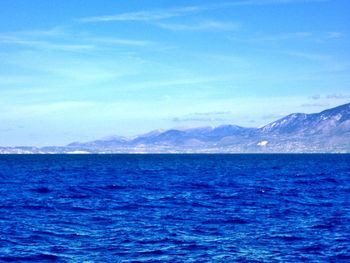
(0, 154), (349, 262)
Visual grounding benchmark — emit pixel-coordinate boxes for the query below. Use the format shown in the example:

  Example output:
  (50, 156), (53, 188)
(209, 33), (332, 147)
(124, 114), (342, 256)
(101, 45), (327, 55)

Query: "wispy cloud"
(191, 111), (232, 116)
(172, 116), (225, 122)
(301, 102), (329, 107)
(326, 32), (345, 39)
(0, 27), (79, 52)
(229, 31), (344, 46)
(309, 94), (321, 100)
(156, 20), (240, 31)
(258, 32), (312, 41)
(219, 0), (328, 7)
(120, 75), (235, 91)
(79, 6), (203, 23)
(0, 30), (160, 53)
(284, 51), (330, 61)
(79, 0), (327, 23)
(3, 27), (66, 38)
(326, 93), (350, 99)
(0, 35), (95, 52)
(172, 111), (232, 122)
(308, 93), (350, 100)
(82, 36), (155, 47)
(230, 32), (312, 43)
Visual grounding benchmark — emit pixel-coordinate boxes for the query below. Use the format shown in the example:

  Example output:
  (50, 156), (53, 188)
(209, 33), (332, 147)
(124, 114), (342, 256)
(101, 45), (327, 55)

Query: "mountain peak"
(261, 102), (350, 135)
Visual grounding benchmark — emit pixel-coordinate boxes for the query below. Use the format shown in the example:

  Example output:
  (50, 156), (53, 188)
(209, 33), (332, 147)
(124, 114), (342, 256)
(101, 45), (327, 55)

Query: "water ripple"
(0, 154), (349, 262)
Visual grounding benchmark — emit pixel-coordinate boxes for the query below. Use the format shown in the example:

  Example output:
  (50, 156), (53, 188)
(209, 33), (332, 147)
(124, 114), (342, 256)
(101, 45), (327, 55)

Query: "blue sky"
(0, 0), (349, 146)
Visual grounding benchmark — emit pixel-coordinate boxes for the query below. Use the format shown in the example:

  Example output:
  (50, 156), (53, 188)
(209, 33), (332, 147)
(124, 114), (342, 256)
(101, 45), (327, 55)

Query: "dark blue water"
(0, 154), (349, 262)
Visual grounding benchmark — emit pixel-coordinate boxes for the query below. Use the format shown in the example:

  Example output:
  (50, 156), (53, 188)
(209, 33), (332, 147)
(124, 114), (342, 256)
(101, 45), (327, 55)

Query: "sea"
(0, 154), (349, 262)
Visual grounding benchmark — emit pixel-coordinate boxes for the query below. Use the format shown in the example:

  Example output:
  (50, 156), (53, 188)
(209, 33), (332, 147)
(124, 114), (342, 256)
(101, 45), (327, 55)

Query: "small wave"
(138, 249), (166, 256)
(271, 166), (281, 170)
(30, 187), (52, 194)
(0, 154), (349, 262)
(181, 243), (207, 251)
(272, 235), (305, 242)
(298, 244), (327, 254)
(330, 253), (350, 261)
(70, 206), (93, 212)
(21, 205), (55, 211)
(203, 218), (249, 225)
(0, 253), (61, 262)
(100, 184), (127, 190)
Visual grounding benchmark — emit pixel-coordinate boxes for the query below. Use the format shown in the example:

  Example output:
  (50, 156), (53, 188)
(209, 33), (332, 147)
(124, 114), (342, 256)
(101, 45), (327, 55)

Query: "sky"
(0, 0), (349, 146)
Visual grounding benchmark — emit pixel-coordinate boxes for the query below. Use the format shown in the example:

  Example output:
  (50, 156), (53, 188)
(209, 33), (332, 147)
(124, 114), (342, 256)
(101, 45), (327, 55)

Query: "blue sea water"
(0, 154), (349, 262)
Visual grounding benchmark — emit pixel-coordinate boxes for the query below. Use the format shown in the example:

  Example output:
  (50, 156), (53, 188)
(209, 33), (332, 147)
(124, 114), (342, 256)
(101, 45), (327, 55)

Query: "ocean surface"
(0, 154), (349, 262)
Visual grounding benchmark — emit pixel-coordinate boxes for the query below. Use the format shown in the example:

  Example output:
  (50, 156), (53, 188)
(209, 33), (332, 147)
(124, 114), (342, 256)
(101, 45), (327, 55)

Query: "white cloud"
(156, 20), (240, 31)
(326, 32), (345, 39)
(326, 93), (350, 99)
(79, 6), (203, 23)
(284, 51), (330, 61)
(0, 28), (159, 53)
(79, 0), (327, 23)
(13, 27), (66, 37)
(301, 102), (329, 107)
(0, 35), (95, 52)
(230, 32), (312, 43)
(229, 31), (345, 46)
(82, 36), (155, 47)
(308, 94), (321, 100)
(221, 0), (328, 6)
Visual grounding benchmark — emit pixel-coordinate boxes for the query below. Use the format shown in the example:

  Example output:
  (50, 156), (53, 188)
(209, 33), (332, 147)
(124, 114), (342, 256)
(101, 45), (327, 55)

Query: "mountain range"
(1, 102), (350, 153)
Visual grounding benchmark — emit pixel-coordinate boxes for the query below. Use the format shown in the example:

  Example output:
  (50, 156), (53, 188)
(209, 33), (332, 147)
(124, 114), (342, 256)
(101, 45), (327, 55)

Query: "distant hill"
(1, 103), (350, 153)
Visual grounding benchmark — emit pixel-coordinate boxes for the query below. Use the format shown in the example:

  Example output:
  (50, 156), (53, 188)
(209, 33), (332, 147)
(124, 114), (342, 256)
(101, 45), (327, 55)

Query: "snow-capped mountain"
(260, 103), (350, 136)
(1, 103), (349, 153)
(60, 102), (350, 152)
